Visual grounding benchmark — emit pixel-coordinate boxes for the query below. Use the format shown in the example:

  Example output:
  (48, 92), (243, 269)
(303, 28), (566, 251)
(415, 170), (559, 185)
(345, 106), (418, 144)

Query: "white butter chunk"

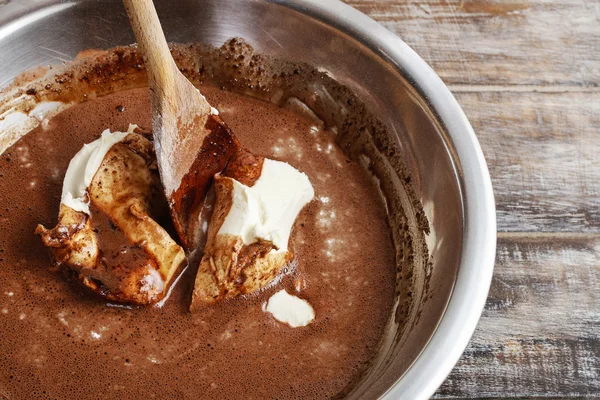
(61, 124), (137, 214)
(265, 289), (315, 327)
(218, 159), (314, 252)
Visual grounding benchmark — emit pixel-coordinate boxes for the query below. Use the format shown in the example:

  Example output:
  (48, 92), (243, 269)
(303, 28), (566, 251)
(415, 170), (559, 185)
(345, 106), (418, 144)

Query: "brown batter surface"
(0, 86), (396, 399)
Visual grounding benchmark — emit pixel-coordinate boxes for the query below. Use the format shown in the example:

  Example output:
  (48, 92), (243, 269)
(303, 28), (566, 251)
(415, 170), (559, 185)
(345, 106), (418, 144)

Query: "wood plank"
(434, 235), (600, 398)
(455, 90), (600, 233)
(345, 0), (600, 87)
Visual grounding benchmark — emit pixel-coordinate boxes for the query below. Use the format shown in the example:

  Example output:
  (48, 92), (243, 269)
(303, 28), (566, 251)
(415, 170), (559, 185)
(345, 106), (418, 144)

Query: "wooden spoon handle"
(122, 0), (178, 97)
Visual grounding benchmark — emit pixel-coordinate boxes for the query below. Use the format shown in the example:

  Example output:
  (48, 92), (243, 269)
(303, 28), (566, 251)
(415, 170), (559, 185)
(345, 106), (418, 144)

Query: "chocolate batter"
(0, 86), (397, 398)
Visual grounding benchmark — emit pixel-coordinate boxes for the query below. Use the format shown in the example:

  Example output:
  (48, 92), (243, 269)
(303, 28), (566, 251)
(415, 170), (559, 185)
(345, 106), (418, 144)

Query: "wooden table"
(344, 0), (600, 398)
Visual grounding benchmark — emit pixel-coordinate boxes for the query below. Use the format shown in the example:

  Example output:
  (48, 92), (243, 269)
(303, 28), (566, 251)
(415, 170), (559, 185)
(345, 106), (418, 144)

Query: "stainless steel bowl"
(0, 1), (496, 398)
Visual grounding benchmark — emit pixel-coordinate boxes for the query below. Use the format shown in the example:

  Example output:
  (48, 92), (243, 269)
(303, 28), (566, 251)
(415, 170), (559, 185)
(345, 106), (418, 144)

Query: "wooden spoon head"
(167, 113), (240, 251)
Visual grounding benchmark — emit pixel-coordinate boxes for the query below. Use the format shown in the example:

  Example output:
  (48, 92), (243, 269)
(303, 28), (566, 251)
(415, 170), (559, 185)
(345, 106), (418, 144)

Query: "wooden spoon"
(122, 0), (241, 251)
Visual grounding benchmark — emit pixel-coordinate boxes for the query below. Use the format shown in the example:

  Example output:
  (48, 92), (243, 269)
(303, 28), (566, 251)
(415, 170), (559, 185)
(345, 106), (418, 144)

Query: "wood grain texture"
(349, 0), (600, 398)
(344, 0), (600, 87)
(434, 236), (600, 398)
(457, 91), (600, 233)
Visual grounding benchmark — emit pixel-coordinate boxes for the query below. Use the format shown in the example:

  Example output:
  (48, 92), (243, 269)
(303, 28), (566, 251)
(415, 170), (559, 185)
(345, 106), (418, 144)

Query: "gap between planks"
(448, 85), (600, 93)
(496, 231), (600, 240)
